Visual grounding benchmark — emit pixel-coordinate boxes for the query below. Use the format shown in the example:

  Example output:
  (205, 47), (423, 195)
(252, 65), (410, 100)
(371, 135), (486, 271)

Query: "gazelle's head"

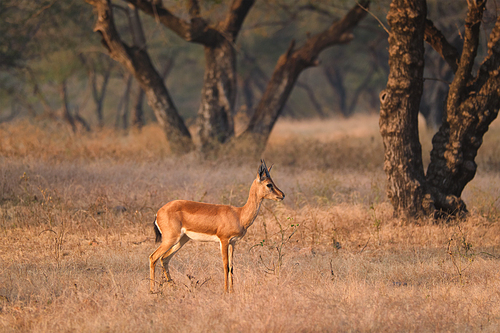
(256, 160), (285, 201)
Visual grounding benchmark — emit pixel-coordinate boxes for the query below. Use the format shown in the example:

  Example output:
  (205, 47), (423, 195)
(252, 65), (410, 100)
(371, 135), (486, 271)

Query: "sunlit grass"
(1, 115), (500, 332)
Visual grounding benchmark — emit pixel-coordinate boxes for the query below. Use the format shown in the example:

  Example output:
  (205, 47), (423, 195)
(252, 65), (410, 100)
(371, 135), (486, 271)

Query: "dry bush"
(1, 115), (500, 332)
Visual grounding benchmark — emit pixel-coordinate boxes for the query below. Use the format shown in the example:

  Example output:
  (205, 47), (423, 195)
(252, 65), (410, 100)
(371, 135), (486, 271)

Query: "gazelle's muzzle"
(275, 190), (285, 201)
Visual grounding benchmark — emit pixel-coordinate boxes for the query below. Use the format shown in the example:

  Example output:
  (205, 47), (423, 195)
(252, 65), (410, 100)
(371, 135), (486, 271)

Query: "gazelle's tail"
(153, 215), (162, 243)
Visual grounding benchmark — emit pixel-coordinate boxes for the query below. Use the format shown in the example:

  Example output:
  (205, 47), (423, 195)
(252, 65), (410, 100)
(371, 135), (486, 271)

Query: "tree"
(0, 1), (99, 130)
(115, 0), (254, 152)
(87, 0), (194, 154)
(238, 1), (369, 148)
(80, 53), (115, 128)
(86, 0), (370, 155)
(380, 0), (500, 218)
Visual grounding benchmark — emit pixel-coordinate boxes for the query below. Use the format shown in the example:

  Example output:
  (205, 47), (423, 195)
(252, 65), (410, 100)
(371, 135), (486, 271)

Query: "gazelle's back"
(157, 200), (241, 235)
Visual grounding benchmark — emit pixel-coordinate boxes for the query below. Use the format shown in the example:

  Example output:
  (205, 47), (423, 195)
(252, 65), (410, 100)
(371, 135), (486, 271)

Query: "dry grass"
(1, 115), (500, 332)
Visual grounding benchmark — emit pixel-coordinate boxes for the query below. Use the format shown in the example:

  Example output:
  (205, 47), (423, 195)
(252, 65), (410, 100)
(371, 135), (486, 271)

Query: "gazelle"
(149, 160), (285, 293)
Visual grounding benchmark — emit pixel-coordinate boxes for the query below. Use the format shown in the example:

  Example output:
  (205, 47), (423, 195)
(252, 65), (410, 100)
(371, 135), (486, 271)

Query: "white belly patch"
(182, 228), (219, 242)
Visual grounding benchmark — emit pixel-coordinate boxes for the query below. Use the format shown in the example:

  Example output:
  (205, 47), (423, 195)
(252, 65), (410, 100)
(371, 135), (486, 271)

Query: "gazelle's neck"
(240, 179), (264, 230)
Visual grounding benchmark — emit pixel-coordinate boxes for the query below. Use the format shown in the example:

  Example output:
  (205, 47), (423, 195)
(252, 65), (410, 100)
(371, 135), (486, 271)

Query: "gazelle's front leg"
(228, 241), (235, 293)
(220, 239), (230, 293)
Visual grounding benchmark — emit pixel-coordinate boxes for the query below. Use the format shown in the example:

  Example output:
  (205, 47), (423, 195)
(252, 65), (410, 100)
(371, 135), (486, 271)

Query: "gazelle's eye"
(266, 184), (273, 189)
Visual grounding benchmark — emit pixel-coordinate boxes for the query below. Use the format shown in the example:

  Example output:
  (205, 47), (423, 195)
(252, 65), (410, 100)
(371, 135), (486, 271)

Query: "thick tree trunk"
(197, 41), (236, 151)
(379, 0), (428, 218)
(381, 0), (500, 218)
(87, 0), (193, 154)
(426, 2), (500, 213)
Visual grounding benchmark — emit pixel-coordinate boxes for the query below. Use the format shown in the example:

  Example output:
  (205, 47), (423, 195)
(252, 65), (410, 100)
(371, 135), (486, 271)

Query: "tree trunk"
(379, 0), (428, 218)
(324, 65), (348, 116)
(426, 1), (500, 213)
(132, 86), (145, 129)
(115, 73), (132, 130)
(125, 0), (254, 153)
(197, 40), (236, 151)
(60, 80), (77, 133)
(296, 81), (326, 118)
(90, 63), (112, 128)
(237, 0), (369, 152)
(87, 0), (193, 154)
(381, 0), (500, 218)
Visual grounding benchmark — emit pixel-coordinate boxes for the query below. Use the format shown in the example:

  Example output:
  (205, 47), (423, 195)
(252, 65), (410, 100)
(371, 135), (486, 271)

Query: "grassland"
(1, 115), (500, 332)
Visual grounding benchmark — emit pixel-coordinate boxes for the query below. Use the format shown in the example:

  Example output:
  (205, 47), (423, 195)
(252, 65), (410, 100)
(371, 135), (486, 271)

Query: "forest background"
(1, 0), (453, 130)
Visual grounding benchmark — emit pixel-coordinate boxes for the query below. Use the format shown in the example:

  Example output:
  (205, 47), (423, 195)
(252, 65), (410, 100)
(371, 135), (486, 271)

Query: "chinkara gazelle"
(149, 160), (285, 293)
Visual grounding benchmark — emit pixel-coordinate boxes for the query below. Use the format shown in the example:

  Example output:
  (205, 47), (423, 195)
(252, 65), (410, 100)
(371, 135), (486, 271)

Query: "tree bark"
(197, 40), (236, 151)
(379, 0), (428, 218)
(87, 0), (193, 154)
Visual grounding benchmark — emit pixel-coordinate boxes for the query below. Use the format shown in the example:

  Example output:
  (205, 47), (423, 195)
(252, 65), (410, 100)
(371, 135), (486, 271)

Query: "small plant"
(39, 223), (66, 269)
(446, 226), (475, 285)
(251, 208), (299, 277)
(369, 204), (381, 244)
(19, 171), (36, 204)
(182, 274), (211, 293)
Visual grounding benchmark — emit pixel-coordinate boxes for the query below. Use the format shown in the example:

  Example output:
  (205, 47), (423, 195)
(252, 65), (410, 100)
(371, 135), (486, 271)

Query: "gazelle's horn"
(259, 160), (270, 180)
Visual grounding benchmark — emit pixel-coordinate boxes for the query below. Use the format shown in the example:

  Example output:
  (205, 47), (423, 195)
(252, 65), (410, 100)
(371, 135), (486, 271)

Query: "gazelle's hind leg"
(149, 236), (181, 293)
(160, 234), (190, 282)
(228, 241), (235, 293)
(220, 239), (230, 293)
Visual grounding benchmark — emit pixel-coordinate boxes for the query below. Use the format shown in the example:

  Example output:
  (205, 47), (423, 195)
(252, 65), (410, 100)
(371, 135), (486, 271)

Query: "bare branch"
(240, 0), (370, 146)
(424, 19), (460, 73)
(356, 0), (389, 35)
(447, 1), (485, 112)
(124, 0), (219, 45)
(298, 0), (370, 66)
(222, 0), (255, 41)
(476, 13), (500, 87)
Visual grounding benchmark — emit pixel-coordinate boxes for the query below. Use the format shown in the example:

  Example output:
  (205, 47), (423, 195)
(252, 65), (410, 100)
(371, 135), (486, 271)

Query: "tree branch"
(447, 1), (485, 113)
(222, 0), (255, 41)
(424, 19), (460, 73)
(124, 0), (219, 45)
(87, 0), (193, 153)
(476, 13), (500, 88)
(239, 0), (370, 148)
(297, 0), (370, 66)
